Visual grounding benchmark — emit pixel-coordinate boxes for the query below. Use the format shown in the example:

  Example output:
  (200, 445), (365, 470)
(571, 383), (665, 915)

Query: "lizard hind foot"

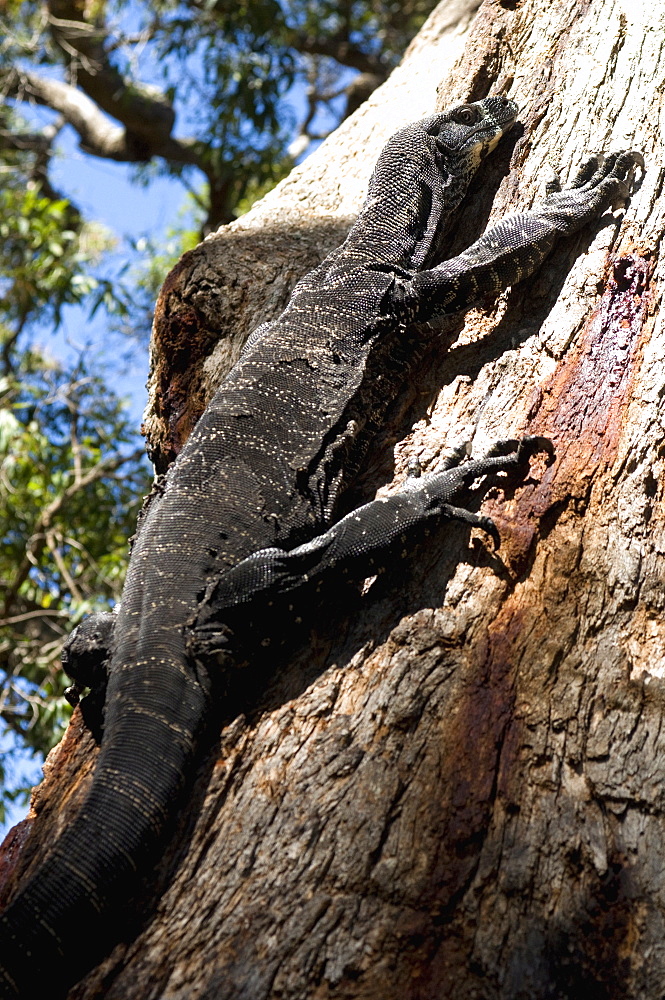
(459, 434), (554, 486)
(448, 435), (553, 547)
(438, 504), (501, 550)
(480, 437), (522, 459)
(481, 434), (553, 462)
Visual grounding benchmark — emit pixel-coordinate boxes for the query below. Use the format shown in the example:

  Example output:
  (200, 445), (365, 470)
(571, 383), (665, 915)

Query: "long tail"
(0, 648), (210, 997)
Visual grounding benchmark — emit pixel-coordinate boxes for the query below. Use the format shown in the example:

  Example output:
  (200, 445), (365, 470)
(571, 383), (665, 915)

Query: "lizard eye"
(451, 105), (480, 126)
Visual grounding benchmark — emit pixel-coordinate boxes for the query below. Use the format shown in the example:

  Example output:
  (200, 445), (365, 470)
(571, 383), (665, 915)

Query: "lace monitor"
(0, 95), (642, 996)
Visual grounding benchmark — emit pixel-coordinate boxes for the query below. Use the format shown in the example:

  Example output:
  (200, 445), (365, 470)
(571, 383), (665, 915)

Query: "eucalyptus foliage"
(0, 359), (150, 807)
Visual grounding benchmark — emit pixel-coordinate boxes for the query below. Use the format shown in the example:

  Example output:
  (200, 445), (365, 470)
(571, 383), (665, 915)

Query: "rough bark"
(3, 0), (665, 997)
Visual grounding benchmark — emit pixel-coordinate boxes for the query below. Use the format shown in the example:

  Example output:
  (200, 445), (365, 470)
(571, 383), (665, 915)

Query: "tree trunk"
(3, 1), (665, 997)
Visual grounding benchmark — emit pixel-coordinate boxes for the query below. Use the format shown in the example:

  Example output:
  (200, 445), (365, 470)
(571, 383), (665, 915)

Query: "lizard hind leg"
(61, 611), (116, 739)
(191, 436), (554, 658)
(436, 502), (501, 549)
(61, 611), (115, 702)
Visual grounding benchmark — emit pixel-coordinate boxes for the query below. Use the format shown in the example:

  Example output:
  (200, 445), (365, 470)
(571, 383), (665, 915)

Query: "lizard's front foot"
(542, 149), (644, 230)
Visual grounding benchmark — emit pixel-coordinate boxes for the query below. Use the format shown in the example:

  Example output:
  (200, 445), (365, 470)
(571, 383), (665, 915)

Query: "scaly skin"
(0, 96), (642, 996)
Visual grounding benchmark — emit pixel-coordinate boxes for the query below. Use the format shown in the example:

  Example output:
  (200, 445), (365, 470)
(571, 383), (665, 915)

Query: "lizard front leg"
(191, 436), (552, 652)
(403, 150), (644, 322)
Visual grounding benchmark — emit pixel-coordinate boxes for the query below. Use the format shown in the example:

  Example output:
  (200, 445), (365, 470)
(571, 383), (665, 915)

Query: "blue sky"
(49, 131), (194, 422)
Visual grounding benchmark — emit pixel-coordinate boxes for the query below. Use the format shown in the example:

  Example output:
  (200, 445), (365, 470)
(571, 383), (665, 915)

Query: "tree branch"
(0, 609), (69, 628)
(46, 529), (83, 604)
(4, 68), (143, 160)
(285, 29), (388, 78)
(46, 0), (176, 141)
(3, 67), (205, 171)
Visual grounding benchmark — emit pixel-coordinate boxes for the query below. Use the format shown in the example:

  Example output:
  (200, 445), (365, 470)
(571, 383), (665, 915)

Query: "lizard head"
(427, 95), (519, 172)
(413, 96), (519, 268)
(349, 95), (519, 270)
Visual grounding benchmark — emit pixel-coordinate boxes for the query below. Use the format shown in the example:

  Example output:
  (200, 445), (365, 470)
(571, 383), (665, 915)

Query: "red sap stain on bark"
(481, 250), (655, 608)
(527, 249), (654, 506)
(411, 606), (528, 996)
(481, 247), (655, 559)
(434, 607), (525, 881)
(0, 819), (33, 906)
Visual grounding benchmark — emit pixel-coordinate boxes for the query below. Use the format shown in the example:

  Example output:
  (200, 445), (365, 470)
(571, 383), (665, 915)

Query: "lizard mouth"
(483, 95), (520, 126)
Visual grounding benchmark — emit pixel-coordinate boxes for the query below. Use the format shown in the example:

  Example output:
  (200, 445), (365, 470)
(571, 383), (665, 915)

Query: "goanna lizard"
(0, 95), (642, 996)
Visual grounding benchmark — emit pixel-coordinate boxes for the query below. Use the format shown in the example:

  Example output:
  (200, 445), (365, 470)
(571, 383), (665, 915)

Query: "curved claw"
(517, 435), (555, 464)
(479, 515), (501, 550)
(483, 438), (521, 459)
(611, 150), (645, 175)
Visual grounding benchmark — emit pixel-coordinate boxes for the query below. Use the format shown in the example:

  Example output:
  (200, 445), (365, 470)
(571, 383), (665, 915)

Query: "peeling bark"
(3, 0), (665, 996)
